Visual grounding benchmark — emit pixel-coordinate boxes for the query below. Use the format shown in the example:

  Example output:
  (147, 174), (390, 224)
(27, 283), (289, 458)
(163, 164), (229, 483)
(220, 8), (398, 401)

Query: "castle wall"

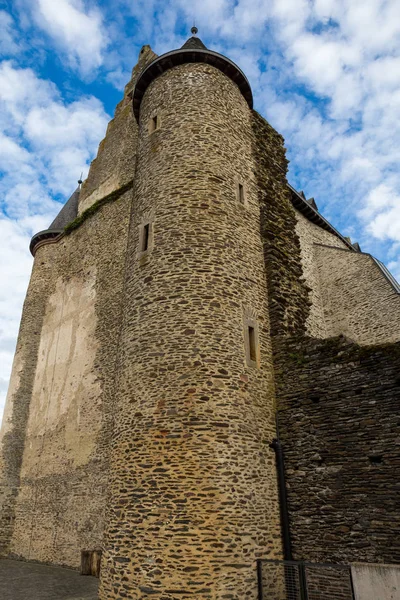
(315, 245), (400, 344)
(252, 115), (311, 339)
(78, 104), (138, 214)
(275, 336), (400, 565)
(78, 46), (156, 215)
(294, 211), (348, 338)
(0, 255), (53, 556)
(3, 190), (132, 568)
(99, 63), (282, 600)
(3, 36), (399, 595)
(294, 213), (400, 344)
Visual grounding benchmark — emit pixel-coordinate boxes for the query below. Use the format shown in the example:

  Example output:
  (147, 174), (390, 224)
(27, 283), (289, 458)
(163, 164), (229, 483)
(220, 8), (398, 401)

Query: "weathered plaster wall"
(5, 190), (132, 568)
(99, 63), (282, 600)
(0, 257), (53, 556)
(19, 270), (100, 473)
(351, 563), (400, 600)
(79, 46), (156, 215)
(275, 336), (400, 566)
(294, 211), (348, 338)
(315, 245), (400, 345)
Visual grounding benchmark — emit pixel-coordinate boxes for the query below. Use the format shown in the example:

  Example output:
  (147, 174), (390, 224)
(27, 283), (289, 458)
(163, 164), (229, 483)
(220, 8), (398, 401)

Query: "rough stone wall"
(294, 211), (348, 338)
(274, 335), (400, 565)
(122, 45), (158, 103)
(252, 115), (311, 338)
(0, 257), (53, 556)
(78, 46), (156, 214)
(99, 63), (282, 600)
(315, 245), (400, 344)
(2, 191), (132, 568)
(78, 104), (136, 214)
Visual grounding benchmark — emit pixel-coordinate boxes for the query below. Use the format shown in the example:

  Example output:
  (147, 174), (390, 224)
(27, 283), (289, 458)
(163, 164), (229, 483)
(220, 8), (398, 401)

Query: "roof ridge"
(181, 36), (207, 50)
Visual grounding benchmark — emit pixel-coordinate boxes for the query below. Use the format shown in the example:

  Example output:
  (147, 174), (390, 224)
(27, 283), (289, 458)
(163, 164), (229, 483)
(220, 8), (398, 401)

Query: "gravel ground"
(0, 558), (98, 600)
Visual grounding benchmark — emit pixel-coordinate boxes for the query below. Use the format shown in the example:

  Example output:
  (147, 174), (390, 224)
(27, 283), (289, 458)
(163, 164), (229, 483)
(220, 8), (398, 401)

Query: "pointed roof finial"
(191, 25), (198, 36)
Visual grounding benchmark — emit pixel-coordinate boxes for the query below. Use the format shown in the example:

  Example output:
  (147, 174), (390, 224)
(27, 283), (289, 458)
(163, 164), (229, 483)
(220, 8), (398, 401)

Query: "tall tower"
(99, 33), (282, 598)
(3, 25), (400, 600)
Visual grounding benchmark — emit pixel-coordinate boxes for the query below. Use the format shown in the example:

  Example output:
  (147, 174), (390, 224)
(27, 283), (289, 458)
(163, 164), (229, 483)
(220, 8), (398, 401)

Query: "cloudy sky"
(1, 0), (400, 422)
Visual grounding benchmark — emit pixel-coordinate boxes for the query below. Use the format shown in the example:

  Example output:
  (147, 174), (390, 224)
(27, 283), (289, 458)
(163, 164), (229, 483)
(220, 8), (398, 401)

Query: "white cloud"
(360, 184), (400, 241)
(31, 0), (109, 75)
(248, 0), (400, 249)
(0, 61), (58, 121)
(0, 217), (34, 422)
(2, 0), (400, 423)
(0, 62), (109, 192)
(0, 61), (109, 421)
(0, 11), (23, 56)
(106, 68), (132, 91)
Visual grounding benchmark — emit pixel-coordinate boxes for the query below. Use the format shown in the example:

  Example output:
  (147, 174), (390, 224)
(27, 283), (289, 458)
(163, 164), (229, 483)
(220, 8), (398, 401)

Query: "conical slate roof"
(30, 187), (80, 256)
(181, 36), (207, 50)
(133, 33), (253, 120)
(49, 187), (80, 230)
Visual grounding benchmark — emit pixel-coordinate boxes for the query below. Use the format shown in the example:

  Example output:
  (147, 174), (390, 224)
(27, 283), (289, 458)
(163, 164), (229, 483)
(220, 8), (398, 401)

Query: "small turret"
(29, 186), (80, 256)
(132, 30), (252, 120)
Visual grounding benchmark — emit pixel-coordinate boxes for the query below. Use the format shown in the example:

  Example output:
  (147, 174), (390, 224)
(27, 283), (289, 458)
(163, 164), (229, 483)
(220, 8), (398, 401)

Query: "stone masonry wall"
(294, 211), (348, 338)
(0, 255), (53, 556)
(99, 63), (282, 600)
(0, 45), (156, 569)
(78, 46), (156, 214)
(252, 114), (311, 338)
(315, 244), (400, 345)
(78, 104), (137, 214)
(4, 191), (132, 568)
(275, 335), (400, 565)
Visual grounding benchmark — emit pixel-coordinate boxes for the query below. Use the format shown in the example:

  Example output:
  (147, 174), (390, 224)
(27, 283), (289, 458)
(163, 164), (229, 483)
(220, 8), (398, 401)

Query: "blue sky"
(1, 0), (400, 421)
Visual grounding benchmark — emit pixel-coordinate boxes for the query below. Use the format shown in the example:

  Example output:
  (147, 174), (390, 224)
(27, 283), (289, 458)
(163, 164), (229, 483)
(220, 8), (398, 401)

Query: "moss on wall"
(64, 180), (133, 235)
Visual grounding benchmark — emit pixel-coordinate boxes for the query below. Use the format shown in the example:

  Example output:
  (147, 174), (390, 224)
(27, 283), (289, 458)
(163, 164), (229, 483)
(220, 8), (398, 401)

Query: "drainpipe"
(270, 417), (293, 561)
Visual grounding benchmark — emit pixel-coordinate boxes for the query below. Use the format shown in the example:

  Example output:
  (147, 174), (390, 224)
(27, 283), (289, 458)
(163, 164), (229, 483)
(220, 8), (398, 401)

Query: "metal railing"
(257, 559), (355, 600)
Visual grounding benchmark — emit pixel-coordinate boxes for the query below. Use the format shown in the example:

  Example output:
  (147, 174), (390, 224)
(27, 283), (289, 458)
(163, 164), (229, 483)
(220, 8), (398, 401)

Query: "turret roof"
(49, 187), (80, 230)
(181, 36), (207, 50)
(29, 186), (80, 255)
(132, 37), (253, 120)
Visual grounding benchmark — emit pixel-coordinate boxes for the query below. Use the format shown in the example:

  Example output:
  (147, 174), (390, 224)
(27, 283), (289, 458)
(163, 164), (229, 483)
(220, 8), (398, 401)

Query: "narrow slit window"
(248, 326), (256, 362)
(142, 223), (150, 252)
(149, 115), (159, 134)
(238, 183), (245, 204)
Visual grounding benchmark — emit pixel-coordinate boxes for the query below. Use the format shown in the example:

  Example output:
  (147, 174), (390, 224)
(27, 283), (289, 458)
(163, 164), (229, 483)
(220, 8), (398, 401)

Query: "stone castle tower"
(1, 32), (400, 599)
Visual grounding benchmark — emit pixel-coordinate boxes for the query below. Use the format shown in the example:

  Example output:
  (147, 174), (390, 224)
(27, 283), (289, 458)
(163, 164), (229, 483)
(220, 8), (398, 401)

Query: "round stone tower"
(99, 34), (282, 599)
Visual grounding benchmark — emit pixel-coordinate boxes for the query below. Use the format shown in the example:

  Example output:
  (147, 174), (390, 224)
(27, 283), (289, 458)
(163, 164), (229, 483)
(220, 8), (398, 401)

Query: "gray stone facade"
(274, 336), (400, 565)
(0, 35), (399, 599)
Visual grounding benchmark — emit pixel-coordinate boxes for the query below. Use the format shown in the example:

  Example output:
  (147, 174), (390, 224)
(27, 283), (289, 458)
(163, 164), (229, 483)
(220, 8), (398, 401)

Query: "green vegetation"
(64, 180), (133, 235)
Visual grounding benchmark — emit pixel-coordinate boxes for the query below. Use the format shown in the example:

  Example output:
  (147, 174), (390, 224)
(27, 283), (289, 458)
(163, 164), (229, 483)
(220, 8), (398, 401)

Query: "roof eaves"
(288, 183), (355, 251)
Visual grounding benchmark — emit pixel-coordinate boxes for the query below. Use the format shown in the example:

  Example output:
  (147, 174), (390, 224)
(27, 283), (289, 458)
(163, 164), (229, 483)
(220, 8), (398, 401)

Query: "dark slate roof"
(29, 187), (80, 256)
(288, 183), (356, 251)
(181, 36), (207, 50)
(49, 187), (80, 229)
(133, 46), (253, 120)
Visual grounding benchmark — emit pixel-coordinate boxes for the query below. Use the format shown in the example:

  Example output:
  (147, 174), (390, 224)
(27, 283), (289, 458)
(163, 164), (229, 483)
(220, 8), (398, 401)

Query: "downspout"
(270, 416), (293, 561)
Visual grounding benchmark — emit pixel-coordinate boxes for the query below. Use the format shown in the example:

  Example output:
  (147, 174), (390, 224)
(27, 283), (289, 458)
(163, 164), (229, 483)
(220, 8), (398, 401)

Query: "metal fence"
(257, 559), (355, 600)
